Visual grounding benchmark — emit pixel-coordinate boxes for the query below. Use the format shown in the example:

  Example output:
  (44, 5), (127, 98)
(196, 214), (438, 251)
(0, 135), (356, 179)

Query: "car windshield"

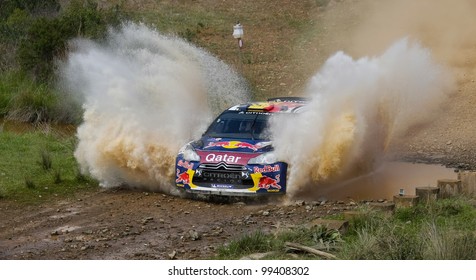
(204, 111), (271, 140)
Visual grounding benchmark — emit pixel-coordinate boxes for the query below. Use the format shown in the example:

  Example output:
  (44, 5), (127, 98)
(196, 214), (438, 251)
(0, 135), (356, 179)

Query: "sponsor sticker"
(258, 174), (281, 190)
(177, 159), (194, 169)
(205, 141), (259, 151)
(205, 153), (242, 163)
(211, 184), (234, 189)
(253, 164), (280, 173)
(176, 169), (190, 184)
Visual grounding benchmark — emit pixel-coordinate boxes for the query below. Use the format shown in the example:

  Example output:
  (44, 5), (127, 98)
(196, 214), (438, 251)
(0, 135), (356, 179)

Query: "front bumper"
(175, 156), (287, 196)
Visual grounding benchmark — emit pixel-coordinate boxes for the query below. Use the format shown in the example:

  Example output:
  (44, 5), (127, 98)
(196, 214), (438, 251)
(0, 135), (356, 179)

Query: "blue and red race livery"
(175, 97), (307, 196)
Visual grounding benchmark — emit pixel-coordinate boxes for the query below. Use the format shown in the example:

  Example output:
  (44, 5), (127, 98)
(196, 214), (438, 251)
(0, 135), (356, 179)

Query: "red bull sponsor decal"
(253, 164), (280, 173)
(176, 169), (190, 184)
(258, 175), (281, 190)
(205, 140), (259, 151)
(177, 160), (194, 169)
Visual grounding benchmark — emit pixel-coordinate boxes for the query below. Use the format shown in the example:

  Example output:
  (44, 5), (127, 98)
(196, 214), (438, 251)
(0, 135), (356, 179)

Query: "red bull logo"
(177, 160), (194, 169)
(205, 140), (258, 151)
(176, 169), (190, 184)
(253, 164), (280, 173)
(258, 175), (281, 190)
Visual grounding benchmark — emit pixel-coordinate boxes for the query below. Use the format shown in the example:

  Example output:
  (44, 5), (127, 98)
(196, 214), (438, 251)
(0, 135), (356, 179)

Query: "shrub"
(18, 17), (66, 82)
(0, 0), (126, 122)
(0, 70), (82, 123)
(0, 0), (60, 71)
(0, 0), (60, 20)
(17, 0), (125, 82)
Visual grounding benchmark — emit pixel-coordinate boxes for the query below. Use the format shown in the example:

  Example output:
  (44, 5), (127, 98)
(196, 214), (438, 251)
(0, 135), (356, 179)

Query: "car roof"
(226, 97), (309, 114)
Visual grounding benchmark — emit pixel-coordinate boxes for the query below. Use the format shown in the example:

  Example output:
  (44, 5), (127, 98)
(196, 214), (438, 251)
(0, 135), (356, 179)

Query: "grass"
(0, 70), (82, 123)
(216, 225), (342, 260)
(217, 231), (274, 259)
(217, 198), (476, 260)
(0, 129), (97, 204)
(340, 198), (476, 260)
(40, 149), (53, 170)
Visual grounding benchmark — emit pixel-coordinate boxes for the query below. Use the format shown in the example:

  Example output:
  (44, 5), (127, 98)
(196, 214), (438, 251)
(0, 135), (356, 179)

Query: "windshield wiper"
(250, 115), (259, 140)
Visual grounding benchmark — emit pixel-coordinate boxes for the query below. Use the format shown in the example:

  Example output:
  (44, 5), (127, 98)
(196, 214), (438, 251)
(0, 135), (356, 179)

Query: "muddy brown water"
(297, 162), (457, 201)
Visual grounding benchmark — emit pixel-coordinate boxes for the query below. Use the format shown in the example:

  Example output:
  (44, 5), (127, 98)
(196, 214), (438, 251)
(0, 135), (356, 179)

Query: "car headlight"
(178, 143), (200, 161)
(248, 152), (277, 164)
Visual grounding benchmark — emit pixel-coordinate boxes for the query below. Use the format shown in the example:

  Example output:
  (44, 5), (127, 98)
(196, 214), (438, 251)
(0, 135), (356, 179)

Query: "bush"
(0, 70), (82, 123)
(0, 0), (60, 71)
(18, 17), (66, 82)
(0, 0), (60, 21)
(17, 0), (124, 83)
(0, 0), (125, 122)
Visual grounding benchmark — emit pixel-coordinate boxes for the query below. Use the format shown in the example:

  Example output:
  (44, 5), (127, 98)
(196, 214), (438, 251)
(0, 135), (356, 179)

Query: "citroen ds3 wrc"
(175, 97), (307, 196)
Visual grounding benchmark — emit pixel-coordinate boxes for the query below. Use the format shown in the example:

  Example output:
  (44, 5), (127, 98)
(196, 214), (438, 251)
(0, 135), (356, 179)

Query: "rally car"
(175, 97), (307, 196)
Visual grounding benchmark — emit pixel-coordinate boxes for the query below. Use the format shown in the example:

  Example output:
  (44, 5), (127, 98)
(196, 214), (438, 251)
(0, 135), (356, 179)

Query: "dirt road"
(0, 189), (355, 259)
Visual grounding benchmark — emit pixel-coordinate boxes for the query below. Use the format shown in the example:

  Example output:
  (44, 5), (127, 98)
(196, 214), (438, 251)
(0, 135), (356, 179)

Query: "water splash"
(61, 22), (249, 194)
(271, 38), (454, 196)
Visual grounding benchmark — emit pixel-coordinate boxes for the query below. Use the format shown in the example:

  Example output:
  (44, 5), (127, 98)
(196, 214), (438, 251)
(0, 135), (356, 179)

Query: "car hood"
(194, 137), (272, 153)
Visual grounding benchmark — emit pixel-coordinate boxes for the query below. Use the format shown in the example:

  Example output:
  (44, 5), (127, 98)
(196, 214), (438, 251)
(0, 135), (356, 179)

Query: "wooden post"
(393, 195), (419, 209)
(437, 179), (462, 198)
(415, 187), (439, 203)
(457, 171), (476, 197)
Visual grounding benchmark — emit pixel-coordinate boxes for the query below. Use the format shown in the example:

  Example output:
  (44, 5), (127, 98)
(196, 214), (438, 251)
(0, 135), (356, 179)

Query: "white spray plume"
(61, 22), (249, 193)
(271, 38), (454, 196)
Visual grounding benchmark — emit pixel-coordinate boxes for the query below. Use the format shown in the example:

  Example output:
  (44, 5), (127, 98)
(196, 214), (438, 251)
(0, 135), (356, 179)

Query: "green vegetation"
(0, 71), (76, 123)
(341, 199), (476, 259)
(0, 0), (124, 123)
(0, 130), (97, 204)
(0, 0), (323, 123)
(216, 226), (342, 260)
(218, 199), (476, 260)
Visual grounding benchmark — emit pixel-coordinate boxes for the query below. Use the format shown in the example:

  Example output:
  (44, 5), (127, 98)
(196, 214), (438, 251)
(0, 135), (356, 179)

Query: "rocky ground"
(0, 188), (356, 259)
